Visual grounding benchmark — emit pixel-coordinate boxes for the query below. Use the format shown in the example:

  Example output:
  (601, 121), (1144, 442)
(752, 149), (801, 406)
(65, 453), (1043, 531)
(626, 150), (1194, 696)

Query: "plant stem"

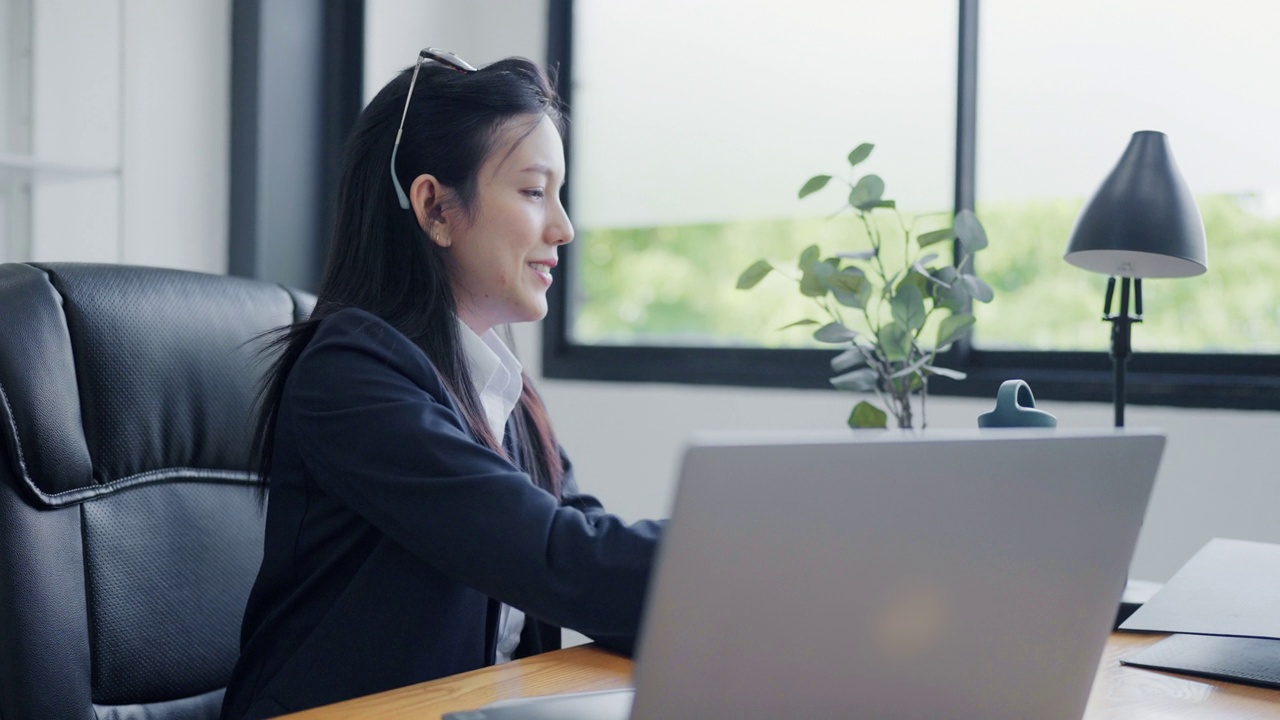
(857, 211), (890, 287)
(896, 209), (912, 277)
(920, 375), (928, 429)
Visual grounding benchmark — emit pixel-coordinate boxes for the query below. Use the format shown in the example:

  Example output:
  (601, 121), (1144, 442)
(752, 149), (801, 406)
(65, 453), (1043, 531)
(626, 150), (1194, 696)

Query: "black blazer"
(221, 309), (662, 719)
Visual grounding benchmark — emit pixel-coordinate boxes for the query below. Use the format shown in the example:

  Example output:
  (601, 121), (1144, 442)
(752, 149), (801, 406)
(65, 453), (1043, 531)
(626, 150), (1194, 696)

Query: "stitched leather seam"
(80, 502), (100, 697)
(39, 468), (258, 506)
(0, 406), (258, 509)
(0, 379), (35, 496)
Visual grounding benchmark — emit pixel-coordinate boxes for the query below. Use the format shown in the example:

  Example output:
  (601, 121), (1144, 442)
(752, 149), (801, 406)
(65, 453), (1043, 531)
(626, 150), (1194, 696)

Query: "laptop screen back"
(630, 429), (1164, 720)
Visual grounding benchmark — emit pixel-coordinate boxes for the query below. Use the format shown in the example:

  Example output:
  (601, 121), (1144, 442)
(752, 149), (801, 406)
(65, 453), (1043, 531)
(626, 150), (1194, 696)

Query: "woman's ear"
(409, 174), (451, 247)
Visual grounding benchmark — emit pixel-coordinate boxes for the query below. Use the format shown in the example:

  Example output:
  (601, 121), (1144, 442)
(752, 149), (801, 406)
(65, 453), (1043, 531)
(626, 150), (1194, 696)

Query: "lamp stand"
(1102, 276), (1142, 428)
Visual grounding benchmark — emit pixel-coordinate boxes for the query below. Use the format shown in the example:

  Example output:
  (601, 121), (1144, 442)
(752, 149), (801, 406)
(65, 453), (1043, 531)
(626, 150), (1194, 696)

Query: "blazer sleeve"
(285, 311), (661, 639)
(558, 452), (607, 516)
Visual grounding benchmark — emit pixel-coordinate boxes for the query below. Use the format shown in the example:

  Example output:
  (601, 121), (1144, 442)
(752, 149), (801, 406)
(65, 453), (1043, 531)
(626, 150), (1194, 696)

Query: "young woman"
(220, 51), (663, 719)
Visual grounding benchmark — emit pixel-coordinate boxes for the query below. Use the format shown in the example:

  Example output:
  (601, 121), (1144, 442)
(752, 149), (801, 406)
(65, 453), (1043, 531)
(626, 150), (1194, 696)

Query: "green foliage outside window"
(571, 194), (1280, 354)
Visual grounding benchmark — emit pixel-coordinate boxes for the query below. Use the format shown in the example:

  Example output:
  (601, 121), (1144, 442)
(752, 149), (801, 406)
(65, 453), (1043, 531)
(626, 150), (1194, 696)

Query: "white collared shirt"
(456, 320), (527, 664)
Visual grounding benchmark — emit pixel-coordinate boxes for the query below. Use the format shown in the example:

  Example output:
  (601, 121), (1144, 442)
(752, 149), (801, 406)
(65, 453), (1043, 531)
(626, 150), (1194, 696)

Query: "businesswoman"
(220, 51), (662, 719)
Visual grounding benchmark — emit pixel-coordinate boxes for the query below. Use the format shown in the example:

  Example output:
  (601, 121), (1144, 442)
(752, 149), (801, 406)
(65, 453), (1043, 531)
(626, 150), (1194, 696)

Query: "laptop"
(447, 428), (1165, 720)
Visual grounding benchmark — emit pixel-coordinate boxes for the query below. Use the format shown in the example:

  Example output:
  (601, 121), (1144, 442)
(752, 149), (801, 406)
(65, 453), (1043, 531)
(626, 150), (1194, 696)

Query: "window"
(975, 0), (1280, 356)
(0, 0), (124, 264)
(544, 0), (1280, 409)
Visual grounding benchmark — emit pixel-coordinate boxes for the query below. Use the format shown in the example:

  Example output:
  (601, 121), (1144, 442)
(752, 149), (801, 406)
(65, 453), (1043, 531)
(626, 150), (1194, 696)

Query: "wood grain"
(282, 634), (1280, 719)
(280, 645), (632, 719)
(1083, 633), (1280, 719)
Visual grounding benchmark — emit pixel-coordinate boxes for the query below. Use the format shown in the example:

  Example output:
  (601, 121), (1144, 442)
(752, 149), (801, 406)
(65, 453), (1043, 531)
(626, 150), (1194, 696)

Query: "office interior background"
(2, 0), (1277, 588)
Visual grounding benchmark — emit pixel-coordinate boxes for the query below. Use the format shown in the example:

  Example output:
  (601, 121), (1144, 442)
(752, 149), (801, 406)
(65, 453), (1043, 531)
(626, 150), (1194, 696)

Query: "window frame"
(542, 0), (1280, 412)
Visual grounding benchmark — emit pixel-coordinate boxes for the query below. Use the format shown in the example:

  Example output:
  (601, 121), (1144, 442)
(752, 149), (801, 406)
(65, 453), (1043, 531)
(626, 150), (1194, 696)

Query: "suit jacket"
(221, 308), (662, 719)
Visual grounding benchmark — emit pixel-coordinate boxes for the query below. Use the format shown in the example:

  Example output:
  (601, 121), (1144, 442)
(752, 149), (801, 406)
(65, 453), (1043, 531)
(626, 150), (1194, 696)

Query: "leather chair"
(0, 263), (313, 720)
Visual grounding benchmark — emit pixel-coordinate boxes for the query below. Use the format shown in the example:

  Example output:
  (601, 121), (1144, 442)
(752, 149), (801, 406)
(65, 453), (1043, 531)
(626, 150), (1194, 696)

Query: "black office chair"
(0, 263), (313, 720)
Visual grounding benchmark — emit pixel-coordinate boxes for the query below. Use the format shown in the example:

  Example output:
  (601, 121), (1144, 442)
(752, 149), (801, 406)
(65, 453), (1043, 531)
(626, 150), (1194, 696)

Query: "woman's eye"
(524, 188), (545, 199)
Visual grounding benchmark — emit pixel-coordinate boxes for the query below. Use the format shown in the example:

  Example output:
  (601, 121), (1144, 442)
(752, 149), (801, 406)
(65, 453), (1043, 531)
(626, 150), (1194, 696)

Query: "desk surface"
(282, 633), (1280, 719)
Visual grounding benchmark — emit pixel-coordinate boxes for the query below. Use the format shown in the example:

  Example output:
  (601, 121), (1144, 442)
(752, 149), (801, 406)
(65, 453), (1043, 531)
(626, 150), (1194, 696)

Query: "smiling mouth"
(528, 262), (554, 273)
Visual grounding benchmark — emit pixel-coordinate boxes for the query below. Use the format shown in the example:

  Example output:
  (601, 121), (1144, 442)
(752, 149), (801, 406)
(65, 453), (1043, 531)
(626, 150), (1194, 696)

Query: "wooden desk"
(283, 633), (1280, 719)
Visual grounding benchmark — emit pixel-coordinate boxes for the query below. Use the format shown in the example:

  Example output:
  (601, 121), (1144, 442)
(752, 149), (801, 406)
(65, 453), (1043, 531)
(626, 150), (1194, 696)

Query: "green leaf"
(954, 209), (989, 252)
(830, 345), (867, 372)
(846, 143), (874, 167)
(917, 227), (955, 248)
(936, 313), (976, 347)
(837, 249), (877, 261)
(830, 367), (878, 392)
(799, 259), (836, 297)
(961, 274), (995, 303)
(933, 272), (970, 311)
(827, 271), (863, 292)
(832, 277), (873, 309)
(922, 364), (967, 380)
(798, 244), (821, 269)
(911, 254), (941, 282)
(829, 269), (872, 309)
(778, 319), (820, 330)
(814, 322), (858, 343)
(877, 322), (912, 362)
(926, 265), (957, 286)
(933, 266), (959, 284)
(897, 269), (931, 298)
(890, 284), (927, 333)
(873, 199), (897, 209)
(736, 260), (773, 289)
(799, 174), (833, 199)
(848, 174), (885, 211)
(848, 401), (888, 429)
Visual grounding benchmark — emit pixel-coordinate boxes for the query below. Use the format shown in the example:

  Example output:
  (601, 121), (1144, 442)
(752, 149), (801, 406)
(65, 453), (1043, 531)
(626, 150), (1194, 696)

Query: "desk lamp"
(1064, 130), (1207, 427)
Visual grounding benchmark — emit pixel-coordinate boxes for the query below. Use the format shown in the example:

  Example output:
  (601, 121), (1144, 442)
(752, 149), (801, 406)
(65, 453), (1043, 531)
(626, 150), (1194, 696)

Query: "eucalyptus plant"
(736, 143), (994, 429)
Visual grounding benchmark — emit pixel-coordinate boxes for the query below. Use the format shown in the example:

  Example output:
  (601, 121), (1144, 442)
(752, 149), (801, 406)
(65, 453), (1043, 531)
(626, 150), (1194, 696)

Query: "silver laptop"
(448, 428), (1165, 720)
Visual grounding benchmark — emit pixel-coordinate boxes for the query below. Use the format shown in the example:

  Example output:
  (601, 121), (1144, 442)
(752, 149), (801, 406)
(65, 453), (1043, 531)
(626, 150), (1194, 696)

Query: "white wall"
(120, 0), (230, 273)
(366, 0), (1280, 585)
(15, 0), (230, 272)
(364, 0), (552, 104)
(528, 361), (1280, 585)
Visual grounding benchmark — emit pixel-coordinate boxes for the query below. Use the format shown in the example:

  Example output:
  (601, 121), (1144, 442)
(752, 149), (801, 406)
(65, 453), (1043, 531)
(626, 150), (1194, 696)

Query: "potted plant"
(736, 143), (994, 429)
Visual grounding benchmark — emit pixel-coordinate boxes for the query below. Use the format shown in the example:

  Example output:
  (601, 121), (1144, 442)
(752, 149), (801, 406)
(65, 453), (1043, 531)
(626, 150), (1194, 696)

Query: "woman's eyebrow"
(519, 164), (556, 177)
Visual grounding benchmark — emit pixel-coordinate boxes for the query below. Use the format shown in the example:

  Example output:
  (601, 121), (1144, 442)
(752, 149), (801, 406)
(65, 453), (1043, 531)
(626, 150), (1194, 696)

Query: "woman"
(220, 51), (662, 719)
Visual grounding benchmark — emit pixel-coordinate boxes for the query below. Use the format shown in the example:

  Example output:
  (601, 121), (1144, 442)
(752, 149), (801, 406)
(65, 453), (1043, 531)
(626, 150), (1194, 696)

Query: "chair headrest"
(0, 263), (313, 507)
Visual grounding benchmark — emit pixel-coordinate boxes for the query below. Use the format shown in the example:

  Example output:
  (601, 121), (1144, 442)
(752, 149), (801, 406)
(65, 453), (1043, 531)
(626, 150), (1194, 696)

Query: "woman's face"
(443, 115), (574, 334)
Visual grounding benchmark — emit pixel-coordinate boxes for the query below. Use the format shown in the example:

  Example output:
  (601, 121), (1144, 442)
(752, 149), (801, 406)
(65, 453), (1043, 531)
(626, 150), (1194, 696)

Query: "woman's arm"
(285, 310), (661, 639)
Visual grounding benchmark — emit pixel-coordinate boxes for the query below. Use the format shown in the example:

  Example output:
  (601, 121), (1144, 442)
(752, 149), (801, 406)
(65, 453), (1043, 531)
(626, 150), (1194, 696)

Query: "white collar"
(456, 320), (523, 444)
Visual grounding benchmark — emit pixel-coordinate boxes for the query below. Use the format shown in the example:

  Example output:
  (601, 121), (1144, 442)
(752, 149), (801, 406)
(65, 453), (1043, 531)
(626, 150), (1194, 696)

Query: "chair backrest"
(0, 263), (313, 720)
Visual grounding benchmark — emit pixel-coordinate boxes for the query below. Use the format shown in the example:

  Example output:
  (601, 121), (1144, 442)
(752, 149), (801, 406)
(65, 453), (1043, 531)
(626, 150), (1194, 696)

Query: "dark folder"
(1122, 634), (1280, 690)
(1118, 538), (1280, 688)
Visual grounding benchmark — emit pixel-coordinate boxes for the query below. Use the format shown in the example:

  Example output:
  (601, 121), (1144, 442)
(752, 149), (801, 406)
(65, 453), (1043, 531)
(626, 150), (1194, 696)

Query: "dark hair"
(252, 57), (567, 499)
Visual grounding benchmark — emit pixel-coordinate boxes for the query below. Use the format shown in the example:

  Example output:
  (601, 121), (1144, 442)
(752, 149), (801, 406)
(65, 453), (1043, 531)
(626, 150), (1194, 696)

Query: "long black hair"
(252, 57), (567, 499)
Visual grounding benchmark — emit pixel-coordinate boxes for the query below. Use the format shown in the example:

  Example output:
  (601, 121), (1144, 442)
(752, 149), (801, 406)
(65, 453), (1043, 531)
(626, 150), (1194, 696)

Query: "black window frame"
(542, 0), (1280, 411)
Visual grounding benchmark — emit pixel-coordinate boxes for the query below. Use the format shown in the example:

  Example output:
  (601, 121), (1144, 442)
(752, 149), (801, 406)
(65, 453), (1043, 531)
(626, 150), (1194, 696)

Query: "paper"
(1119, 538), (1280, 639)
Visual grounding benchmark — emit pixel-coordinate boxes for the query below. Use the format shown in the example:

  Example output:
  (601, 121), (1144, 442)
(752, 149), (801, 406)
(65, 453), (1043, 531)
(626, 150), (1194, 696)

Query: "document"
(1120, 537), (1280, 639)
(1119, 538), (1280, 688)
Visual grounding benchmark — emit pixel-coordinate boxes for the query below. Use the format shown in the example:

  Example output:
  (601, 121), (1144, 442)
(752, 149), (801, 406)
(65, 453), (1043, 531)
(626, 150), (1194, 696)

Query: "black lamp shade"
(1065, 131), (1208, 278)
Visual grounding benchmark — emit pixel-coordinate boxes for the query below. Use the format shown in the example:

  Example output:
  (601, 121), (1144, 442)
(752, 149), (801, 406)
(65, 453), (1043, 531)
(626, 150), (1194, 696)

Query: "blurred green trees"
(572, 194), (1280, 354)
